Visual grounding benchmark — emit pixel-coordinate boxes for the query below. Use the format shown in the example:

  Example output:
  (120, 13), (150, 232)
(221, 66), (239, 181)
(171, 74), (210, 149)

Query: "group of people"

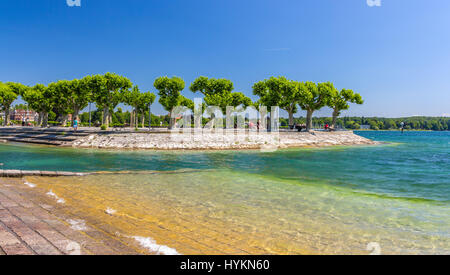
(248, 120), (261, 130)
(21, 117), (30, 127)
(19, 117), (79, 131)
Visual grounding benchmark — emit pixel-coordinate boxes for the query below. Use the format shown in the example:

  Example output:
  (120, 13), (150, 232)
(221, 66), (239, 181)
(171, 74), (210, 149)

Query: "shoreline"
(72, 131), (378, 150)
(0, 175), (312, 255)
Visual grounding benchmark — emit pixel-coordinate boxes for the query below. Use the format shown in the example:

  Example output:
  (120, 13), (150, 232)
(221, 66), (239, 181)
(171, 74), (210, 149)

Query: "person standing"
(73, 118), (78, 132)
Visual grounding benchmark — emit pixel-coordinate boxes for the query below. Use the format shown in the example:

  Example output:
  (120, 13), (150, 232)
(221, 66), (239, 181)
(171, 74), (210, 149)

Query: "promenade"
(0, 177), (147, 255)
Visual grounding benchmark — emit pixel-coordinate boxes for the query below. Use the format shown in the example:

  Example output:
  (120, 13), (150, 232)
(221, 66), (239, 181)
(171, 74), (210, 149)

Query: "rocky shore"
(72, 130), (377, 150)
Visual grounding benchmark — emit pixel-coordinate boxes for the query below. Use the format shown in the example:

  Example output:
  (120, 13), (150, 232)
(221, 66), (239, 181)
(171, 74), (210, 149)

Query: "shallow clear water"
(1, 131), (449, 254)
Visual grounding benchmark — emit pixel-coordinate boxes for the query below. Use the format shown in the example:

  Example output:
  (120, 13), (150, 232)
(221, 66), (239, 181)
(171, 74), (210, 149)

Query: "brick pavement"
(0, 177), (147, 255)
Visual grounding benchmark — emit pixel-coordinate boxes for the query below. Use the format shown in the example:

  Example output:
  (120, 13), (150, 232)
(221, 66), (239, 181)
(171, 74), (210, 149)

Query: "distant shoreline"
(355, 129), (441, 132)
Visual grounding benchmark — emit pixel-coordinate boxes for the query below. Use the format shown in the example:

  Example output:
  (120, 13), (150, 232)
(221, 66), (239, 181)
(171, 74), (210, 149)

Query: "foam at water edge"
(24, 181), (36, 188)
(105, 207), (117, 215)
(133, 236), (181, 255)
(67, 219), (88, 231)
(46, 190), (65, 204)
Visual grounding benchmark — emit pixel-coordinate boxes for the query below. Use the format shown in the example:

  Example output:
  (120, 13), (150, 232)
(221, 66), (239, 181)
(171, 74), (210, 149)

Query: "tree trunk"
(141, 114), (145, 128)
(288, 111), (294, 129)
(306, 109), (314, 132)
(42, 112), (49, 128)
(130, 111), (133, 128)
(331, 108), (339, 129)
(61, 115), (69, 127)
(4, 108), (10, 126)
(168, 111), (174, 129)
(102, 107), (109, 128)
(131, 109), (138, 129)
(37, 112), (43, 127)
(134, 109), (138, 128)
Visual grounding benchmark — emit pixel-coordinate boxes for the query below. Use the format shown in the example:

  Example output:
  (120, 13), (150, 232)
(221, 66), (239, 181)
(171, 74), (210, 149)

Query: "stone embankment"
(0, 127), (377, 150)
(73, 130), (377, 150)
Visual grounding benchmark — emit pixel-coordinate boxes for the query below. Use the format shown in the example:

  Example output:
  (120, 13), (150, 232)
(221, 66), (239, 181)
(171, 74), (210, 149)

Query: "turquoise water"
(1, 131), (448, 203)
(1, 131), (449, 254)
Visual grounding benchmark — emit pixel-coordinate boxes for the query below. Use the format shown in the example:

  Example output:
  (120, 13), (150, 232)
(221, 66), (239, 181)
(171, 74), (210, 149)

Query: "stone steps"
(0, 178), (147, 255)
(0, 127), (152, 146)
(0, 127), (93, 146)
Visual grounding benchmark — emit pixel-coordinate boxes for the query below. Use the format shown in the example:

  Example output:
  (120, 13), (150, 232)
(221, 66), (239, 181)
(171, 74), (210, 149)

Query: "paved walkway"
(0, 177), (147, 255)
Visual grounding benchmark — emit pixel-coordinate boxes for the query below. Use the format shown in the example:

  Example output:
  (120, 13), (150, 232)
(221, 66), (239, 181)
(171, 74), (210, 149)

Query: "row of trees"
(0, 73), (155, 128)
(253, 77), (363, 131)
(1, 74), (363, 131)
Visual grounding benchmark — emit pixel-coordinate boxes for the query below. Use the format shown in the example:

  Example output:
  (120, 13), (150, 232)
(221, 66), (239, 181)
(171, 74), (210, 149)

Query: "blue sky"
(1, 0), (449, 117)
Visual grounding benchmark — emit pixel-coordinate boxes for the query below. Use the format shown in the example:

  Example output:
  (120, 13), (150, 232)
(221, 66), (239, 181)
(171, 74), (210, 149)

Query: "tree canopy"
(252, 76), (300, 126)
(191, 76), (252, 115)
(0, 74), (369, 132)
(297, 81), (334, 131)
(328, 88), (364, 128)
(93, 73), (132, 127)
(22, 84), (53, 127)
(154, 76), (192, 128)
(0, 82), (19, 125)
(190, 76), (234, 96)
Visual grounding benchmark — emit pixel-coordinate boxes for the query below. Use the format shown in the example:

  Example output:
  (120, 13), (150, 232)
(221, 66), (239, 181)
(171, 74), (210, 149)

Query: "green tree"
(368, 120), (379, 130)
(123, 86), (156, 128)
(298, 82), (334, 131)
(384, 119), (395, 130)
(327, 88), (364, 129)
(123, 85), (142, 128)
(252, 81), (278, 131)
(252, 77), (300, 127)
(203, 91), (252, 114)
(7, 82), (29, 97)
(22, 84), (53, 127)
(154, 76), (192, 129)
(92, 73), (132, 128)
(70, 78), (92, 125)
(137, 91), (156, 127)
(48, 80), (72, 126)
(190, 76), (234, 97)
(0, 82), (19, 126)
(190, 76), (252, 116)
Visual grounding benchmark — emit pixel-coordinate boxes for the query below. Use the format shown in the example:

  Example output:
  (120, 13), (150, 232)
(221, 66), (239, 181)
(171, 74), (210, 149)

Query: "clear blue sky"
(1, 0), (449, 117)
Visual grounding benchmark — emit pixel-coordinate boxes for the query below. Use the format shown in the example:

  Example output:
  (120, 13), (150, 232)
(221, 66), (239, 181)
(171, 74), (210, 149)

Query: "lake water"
(1, 131), (449, 254)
